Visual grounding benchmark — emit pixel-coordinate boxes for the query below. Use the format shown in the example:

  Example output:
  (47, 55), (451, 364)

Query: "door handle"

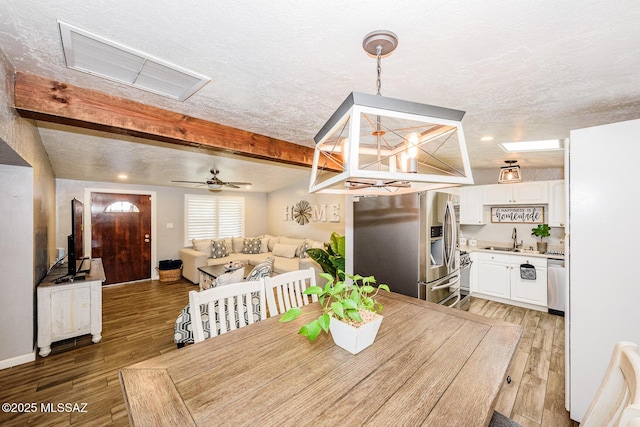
(432, 275), (460, 290)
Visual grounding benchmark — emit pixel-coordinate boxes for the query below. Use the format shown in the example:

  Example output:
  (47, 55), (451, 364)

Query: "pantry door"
(91, 192), (152, 285)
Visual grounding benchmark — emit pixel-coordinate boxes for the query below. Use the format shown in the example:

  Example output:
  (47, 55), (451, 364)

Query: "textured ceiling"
(1, 0), (640, 191)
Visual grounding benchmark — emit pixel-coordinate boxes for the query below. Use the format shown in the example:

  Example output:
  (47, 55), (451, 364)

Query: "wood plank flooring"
(469, 297), (579, 427)
(0, 280), (578, 426)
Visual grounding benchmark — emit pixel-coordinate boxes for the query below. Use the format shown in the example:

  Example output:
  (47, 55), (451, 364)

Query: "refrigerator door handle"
(431, 274), (460, 290)
(443, 200), (457, 270)
(449, 294), (461, 308)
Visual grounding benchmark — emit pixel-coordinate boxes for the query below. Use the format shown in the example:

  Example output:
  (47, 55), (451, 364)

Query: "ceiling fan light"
(207, 183), (223, 190)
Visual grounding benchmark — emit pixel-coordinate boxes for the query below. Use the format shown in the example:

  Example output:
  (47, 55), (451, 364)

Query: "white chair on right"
(581, 341), (640, 427)
(264, 267), (319, 317)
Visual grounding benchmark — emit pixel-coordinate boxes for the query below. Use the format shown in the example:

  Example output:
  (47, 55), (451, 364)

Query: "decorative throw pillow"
(246, 257), (274, 281)
(261, 234), (274, 253)
(241, 238), (262, 254)
(298, 241), (310, 258)
(272, 243), (298, 258)
(279, 237), (305, 256)
(268, 236), (280, 252)
(192, 239), (212, 256)
(216, 267), (245, 286)
(232, 237), (245, 254)
(211, 239), (228, 259)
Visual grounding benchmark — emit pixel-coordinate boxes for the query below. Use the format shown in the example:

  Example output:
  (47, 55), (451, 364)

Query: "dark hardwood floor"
(0, 280), (577, 426)
(0, 279), (195, 426)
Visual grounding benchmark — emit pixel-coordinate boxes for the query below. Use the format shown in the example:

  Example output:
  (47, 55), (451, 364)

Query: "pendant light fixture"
(498, 160), (523, 183)
(309, 30), (474, 195)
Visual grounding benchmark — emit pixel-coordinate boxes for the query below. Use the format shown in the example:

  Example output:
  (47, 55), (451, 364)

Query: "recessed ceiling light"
(118, 174), (128, 180)
(499, 139), (564, 152)
(480, 136), (494, 141)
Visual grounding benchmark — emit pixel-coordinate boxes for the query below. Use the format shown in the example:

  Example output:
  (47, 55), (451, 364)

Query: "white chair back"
(188, 278), (265, 343)
(264, 267), (319, 317)
(582, 341), (640, 427)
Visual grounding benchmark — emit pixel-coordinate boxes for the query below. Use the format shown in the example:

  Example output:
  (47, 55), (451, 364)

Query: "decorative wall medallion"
(293, 200), (312, 225)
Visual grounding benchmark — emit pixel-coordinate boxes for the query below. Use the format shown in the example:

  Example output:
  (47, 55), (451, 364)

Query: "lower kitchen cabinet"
(477, 254), (511, 298)
(475, 252), (548, 310)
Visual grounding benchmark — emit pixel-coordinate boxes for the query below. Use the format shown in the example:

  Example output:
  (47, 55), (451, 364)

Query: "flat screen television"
(68, 198), (88, 277)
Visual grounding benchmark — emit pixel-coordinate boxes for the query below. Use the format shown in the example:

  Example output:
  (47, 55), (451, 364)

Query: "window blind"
(184, 195), (244, 245)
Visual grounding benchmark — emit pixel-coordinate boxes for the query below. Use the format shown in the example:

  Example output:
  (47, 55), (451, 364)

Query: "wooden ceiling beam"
(13, 72), (320, 168)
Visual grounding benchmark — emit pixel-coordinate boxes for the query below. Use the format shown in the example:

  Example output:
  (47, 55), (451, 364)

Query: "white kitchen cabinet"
(475, 252), (547, 309)
(483, 182), (548, 205)
(509, 256), (547, 307)
(547, 180), (566, 227)
(459, 186), (484, 225)
(477, 253), (511, 298)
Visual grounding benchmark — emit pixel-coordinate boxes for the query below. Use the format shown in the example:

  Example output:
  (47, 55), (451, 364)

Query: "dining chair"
(188, 278), (266, 343)
(581, 341), (640, 427)
(264, 267), (318, 317)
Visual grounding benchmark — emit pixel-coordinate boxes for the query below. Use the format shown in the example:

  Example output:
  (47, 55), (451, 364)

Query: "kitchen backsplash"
(461, 222), (565, 250)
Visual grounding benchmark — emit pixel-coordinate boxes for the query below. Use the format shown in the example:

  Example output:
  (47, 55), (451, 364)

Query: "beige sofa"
(178, 234), (325, 284)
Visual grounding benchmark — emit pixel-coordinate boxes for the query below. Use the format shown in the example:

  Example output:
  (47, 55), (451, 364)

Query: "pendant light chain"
(376, 45), (383, 96)
(375, 44), (383, 169)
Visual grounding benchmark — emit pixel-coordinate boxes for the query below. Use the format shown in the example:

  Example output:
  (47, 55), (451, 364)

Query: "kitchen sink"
(482, 246), (515, 252)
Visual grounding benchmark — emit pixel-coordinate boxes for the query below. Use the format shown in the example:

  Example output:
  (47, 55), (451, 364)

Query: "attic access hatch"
(58, 21), (210, 101)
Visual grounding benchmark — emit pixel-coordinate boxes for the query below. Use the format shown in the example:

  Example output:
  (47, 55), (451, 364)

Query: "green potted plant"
(304, 231), (345, 282)
(281, 232), (390, 354)
(531, 223), (551, 253)
(280, 271), (390, 354)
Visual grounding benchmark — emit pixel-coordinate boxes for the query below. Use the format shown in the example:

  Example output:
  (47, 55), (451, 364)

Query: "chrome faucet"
(512, 227), (518, 250)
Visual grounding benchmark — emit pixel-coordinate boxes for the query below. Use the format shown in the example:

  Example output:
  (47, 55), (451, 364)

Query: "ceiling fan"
(172, 168), (252, 190)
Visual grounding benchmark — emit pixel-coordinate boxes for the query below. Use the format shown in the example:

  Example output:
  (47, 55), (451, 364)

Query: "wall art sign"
(284, 201), (340, 224)
(490, 206), (544, 223)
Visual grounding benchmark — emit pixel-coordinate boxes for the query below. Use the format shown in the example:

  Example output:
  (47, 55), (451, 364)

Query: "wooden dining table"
(119, 292), (522, 426)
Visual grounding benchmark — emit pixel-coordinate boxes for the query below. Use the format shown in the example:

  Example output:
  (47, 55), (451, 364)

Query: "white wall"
(0, 49), (56, 369)
(0, 164), (34, 367)
(56, 179), (267, 262)
(267, 179), (345, 242)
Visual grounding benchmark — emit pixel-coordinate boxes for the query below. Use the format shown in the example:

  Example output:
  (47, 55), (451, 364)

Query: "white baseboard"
(0, 351), (36, 370)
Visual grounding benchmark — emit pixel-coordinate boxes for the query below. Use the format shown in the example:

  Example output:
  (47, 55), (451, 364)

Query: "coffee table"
(197, 264), (253, 290)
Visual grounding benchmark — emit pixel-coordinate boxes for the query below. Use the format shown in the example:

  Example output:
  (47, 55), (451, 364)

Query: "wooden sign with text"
(490, 206), (544, 223)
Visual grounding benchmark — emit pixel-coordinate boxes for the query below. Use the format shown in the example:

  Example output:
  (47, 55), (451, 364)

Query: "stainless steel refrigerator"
(353, 191), (460, 306)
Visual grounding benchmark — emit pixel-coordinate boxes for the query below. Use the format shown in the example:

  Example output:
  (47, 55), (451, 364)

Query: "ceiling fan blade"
(224, 183), (240, 189)
(171, 180), (207, 185)
(225, 182), (252, 186)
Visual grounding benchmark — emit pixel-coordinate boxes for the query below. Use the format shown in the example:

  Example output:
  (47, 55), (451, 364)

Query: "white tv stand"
(37, 258), (106, 357)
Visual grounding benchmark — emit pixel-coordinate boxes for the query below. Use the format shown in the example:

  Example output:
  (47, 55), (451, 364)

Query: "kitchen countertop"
(460, 244), (565, 260)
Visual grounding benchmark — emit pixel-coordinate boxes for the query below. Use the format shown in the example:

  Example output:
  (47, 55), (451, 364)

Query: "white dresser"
(37, 258), (106, 357)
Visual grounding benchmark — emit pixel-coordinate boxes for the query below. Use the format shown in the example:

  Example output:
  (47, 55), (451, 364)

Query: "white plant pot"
(329, 313), (383, 354)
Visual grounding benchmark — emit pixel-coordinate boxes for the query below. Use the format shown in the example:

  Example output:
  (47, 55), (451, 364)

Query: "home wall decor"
(491, 206), (544, 223)
(284, 201), (340, 224)
(293, 200), (311, 225)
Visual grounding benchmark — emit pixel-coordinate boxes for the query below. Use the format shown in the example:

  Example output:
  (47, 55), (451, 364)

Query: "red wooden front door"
(90, 192), (151, 285)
